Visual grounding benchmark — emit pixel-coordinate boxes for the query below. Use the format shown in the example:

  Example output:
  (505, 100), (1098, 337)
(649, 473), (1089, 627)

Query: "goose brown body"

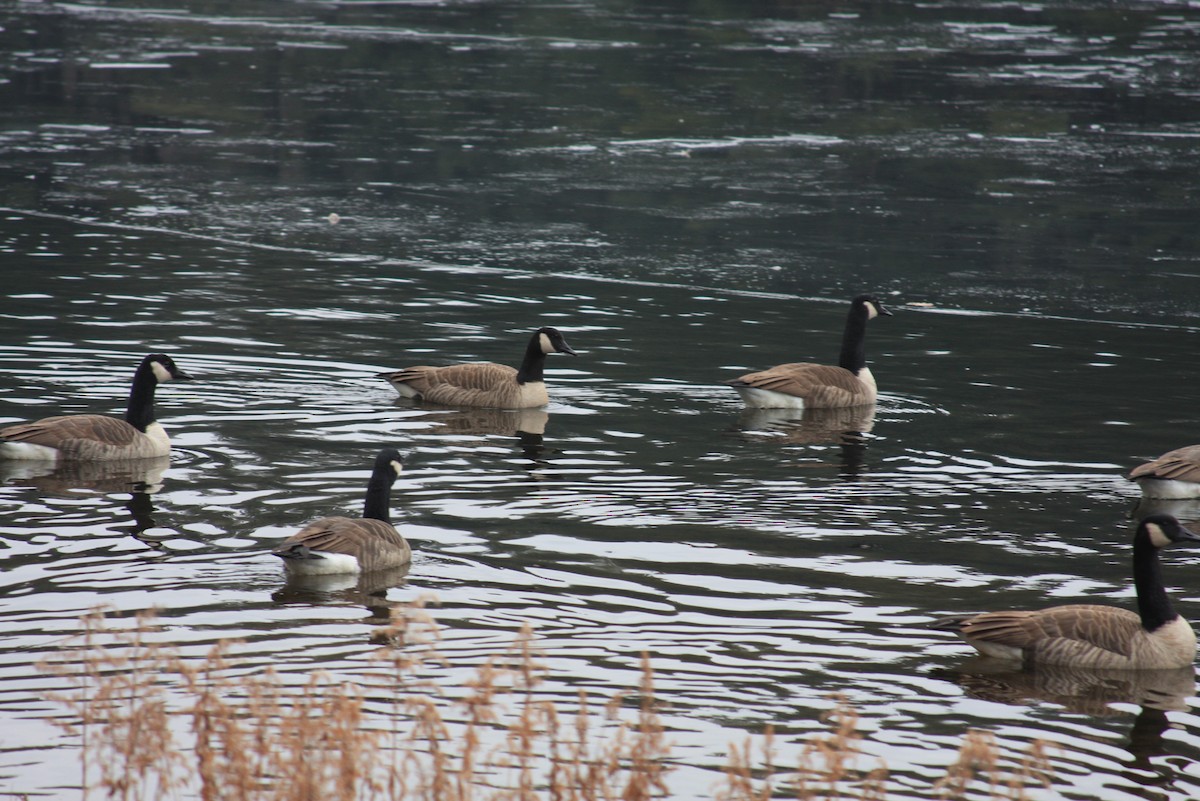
(0, 353), (192, 461)
(378, 327), (576, 409)
(275, 517), (412, 574)
(727, 295), (891, 410)
(273, 448), (412, 576)
(933, 605), (1195, 670)
(729, 363), (877, 408)
(1, 414), (169, 460)
(932, 515), (1200, 669)
(1130, 445), (1200, 499)
(381, 362), (547, 408)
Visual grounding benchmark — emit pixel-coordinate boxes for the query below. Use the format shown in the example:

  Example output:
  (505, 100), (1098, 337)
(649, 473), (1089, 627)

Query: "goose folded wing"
(407, 363), (520, 405)
(1131, 446), (1200, 482)
(426, 362), (517, 389)
(959, 606), (1141, 659)
(278, 517), (406, 555)
(1, 415), (141, 447)
(728, 363), (866, 399)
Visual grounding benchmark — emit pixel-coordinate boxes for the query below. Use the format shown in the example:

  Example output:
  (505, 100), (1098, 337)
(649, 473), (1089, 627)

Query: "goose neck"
(1134, 534), (1176, 631)
(516, 333), (548, 385)
(362, 473), (394, 523)
(837, 306), (869, 374)
(123, 362), (159, 432)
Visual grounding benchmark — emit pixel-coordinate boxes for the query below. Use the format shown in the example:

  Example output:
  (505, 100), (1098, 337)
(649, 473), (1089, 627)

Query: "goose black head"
(144, 353), (193, 383)
(1139, 514), (1200, 549)
(536, 327), (577, 356)
(374, 447), (405, 479)
(851, 294), (893, 320)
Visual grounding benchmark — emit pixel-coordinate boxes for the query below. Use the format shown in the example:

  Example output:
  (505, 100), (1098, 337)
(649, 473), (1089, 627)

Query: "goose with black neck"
(377, 326), (577, 409)
(0, 353), (192, 461)
(726, 294), (892, 409)
(931, 515), (1200, 669)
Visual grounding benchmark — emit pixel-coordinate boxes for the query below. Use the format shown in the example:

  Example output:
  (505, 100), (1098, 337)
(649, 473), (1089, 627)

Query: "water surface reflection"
(2, 0), (1200, 798)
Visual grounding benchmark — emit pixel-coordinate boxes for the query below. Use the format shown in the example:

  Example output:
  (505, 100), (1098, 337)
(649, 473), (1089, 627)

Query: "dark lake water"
(2, 1), (1200, 798)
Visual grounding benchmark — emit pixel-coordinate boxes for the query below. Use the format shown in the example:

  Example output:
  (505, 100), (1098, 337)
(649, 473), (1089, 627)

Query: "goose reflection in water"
(0, 454), (170, 495)
(271, 566), (411, 625)
(1133, 495), (1200, 528)
(734, 404), (876, 476)
(119, 490), (166, 549)
(419, 406), (552, 462)
(934, 659), (1195, 783)
(0, 455), (172, 548)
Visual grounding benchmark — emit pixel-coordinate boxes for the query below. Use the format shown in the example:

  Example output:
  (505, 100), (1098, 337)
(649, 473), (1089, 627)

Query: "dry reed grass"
(40, 604), (1054, 801)
(936, 730), (1053, 801)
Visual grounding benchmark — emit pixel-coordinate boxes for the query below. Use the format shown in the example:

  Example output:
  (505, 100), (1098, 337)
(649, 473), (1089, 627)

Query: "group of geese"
(2, 294), (1200, 671)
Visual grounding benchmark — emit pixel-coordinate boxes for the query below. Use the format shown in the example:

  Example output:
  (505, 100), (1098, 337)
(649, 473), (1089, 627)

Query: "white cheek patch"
(866, 304), (878, 320)
(151, 361), (174, 383)
(390, 460), (404, 476)
(539, 332), (554, 353)
(1146, 522), (1172, 548)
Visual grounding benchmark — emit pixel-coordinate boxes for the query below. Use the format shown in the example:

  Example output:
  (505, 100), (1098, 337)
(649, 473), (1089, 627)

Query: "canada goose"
(1129, 445), (1200, 499)
(726, 294), (892, 409)
(931, 515), (1200, 669)
(0, 353), (192, 461)
(377, 326), (577, 409)
(273, 448), (412, 575)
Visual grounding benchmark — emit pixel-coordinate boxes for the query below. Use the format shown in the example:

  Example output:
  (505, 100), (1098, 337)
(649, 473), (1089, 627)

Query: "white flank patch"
(283, 552), (362, 575)
(0, 441), (60, 462)
(151, 361), (174, 383)
(389, 380), (421, 399)
(733, 387), (807, 410)
(967, 639), (1023, 661)
(1137, 477), (1200, 500)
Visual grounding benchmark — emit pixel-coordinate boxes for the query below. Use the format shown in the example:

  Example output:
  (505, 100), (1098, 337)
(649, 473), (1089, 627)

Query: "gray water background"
(2, 1), (1200, 798)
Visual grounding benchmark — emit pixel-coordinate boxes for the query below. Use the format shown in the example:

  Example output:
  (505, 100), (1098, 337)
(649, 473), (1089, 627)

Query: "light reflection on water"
(1, 223), (1198, 798)
(3, 0), (1200, 796)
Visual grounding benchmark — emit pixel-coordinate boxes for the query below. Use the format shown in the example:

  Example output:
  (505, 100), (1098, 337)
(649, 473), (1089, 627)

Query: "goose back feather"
(275, 517), (412, 575)
(1130, 445), (1200, 499)
(729, 363), (876, 409)
(383, 363), (545, 408)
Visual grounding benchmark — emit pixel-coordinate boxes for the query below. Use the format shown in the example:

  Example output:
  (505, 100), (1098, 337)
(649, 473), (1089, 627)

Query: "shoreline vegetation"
(37, 603), (1053, 801)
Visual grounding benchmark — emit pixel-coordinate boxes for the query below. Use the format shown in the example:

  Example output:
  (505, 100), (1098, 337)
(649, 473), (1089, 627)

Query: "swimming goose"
(0, 353), (192, 461)
(377, 326), (577, 409)
(931, 515), (1200, 669)
(725, 294), (892, 409)
(273, 448), (412, 575)
(1129, 445), (1200, 499)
